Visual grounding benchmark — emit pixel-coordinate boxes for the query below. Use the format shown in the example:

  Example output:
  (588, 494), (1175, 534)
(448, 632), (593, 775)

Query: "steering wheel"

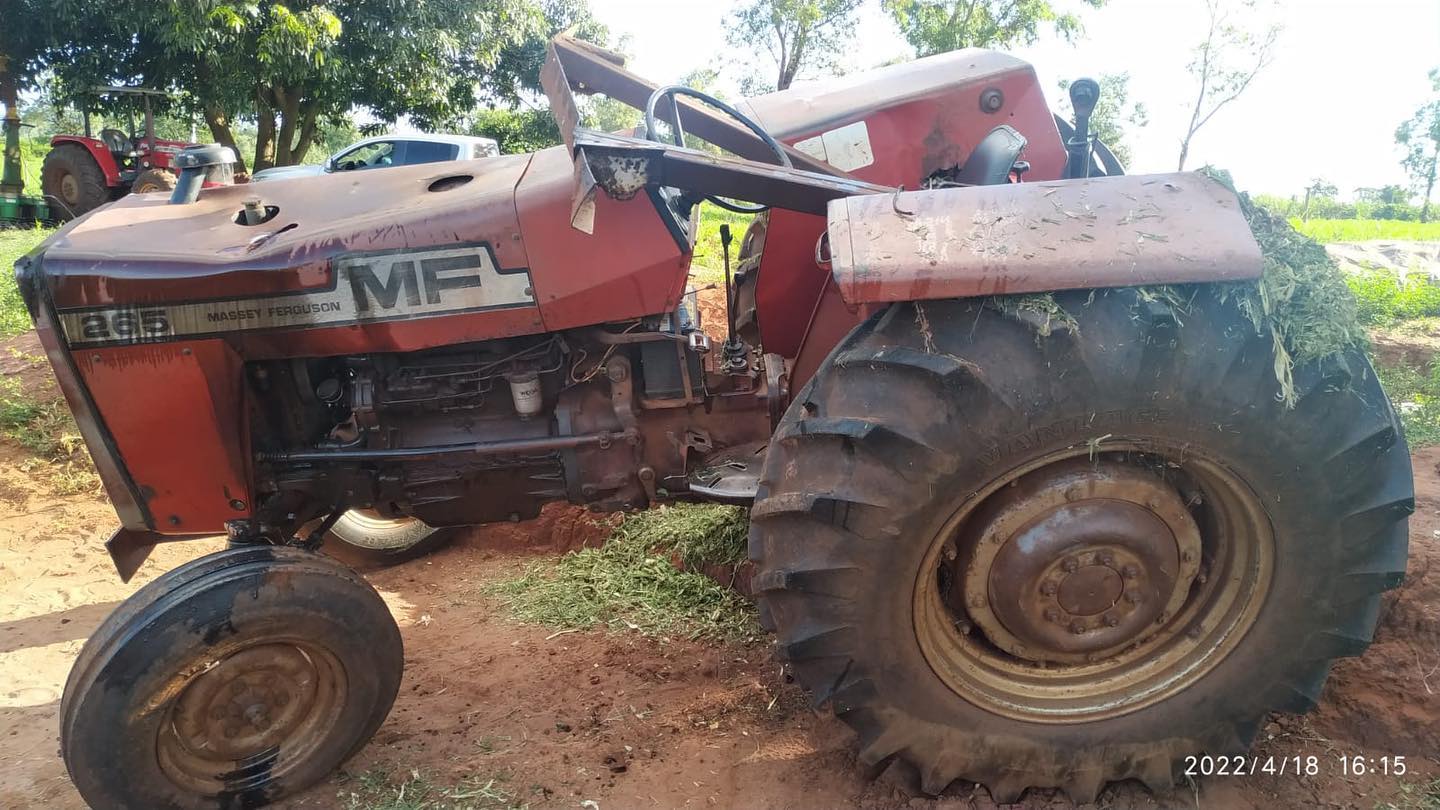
(643, 85), (791, 214)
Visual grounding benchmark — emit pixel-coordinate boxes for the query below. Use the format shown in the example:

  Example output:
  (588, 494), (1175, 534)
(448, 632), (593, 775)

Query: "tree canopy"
(3, 0), (585, 172)
(883, 0), (1105, 57)
(727, 0), (863, 92)
(1396, 68), (1440, 222)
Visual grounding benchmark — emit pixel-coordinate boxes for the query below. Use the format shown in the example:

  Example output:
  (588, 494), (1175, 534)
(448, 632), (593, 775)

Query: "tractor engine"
(246, 302), (771, 538)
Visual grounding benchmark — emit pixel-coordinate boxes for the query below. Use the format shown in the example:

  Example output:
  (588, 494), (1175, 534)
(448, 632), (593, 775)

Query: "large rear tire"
(61, 546), (403, 808)
(750, 289), (1412, 802)
(42, 144), (110, 218)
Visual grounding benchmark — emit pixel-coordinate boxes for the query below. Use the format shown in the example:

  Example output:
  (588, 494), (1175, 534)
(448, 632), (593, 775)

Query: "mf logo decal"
(58, 244), (534, 347)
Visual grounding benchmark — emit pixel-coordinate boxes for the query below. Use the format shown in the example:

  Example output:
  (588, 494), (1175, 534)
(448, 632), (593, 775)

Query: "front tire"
(61, 546), (403, 809)
(750, 290), (1412, 802)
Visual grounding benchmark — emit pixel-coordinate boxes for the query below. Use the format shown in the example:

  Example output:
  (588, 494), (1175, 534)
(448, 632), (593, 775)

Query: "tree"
(1176, 0), (1280, 170)
(1300, 177), (1337, 221)
(12, 1), (555, 173)
(884, 0), (1104, 57)
(1056, 72), (1147, 167)
(727, 0), (863, 92)
(1396, 68), (1440, 222)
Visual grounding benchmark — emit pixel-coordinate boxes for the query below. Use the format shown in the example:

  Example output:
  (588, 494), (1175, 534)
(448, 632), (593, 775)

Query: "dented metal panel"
(827, 172), (1263, 304)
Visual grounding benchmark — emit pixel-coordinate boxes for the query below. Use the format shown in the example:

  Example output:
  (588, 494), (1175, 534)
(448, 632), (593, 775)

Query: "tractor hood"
(23, 144), (696, 360)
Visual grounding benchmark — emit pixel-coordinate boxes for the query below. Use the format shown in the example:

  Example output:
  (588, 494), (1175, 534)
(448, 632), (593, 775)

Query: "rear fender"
(49, 136), (123, 187)
(826, 172), (1262, 304)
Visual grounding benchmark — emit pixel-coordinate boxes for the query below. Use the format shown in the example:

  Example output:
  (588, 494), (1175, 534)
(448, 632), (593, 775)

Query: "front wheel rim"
(914, 444), (1274, 723)
(157, 639), (348, 794)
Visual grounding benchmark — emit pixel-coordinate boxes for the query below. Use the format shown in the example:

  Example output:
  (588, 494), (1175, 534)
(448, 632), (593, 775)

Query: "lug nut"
(1098, 551), (1115, 566)
(1122, 564), (1139, 579)
(968, 595), (986, 609)
(1103, 613), (1120, 627)
(1064, 485), (1083, 501)
(1062, 557), (1080, 573)
(1043, 608), (1060, 622)
(1181, 551), (1196, 563)
(1125, 591), (1141, 604)
(1069, 620), (1087, 635)
(1040, 581), (1058, 596)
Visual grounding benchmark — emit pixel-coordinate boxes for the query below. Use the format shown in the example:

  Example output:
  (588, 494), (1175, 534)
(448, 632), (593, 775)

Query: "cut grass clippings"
(493, 503), (755, 642)
(988, 168), (1366, 407)
(339, 768), (528, 810)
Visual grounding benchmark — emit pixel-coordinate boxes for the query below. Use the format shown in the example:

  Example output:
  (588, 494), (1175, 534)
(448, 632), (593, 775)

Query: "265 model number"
(79, 309), (171, 341)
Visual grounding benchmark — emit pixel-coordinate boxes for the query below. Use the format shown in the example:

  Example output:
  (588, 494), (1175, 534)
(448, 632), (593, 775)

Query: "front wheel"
(750, 290), (1412, 802)
(61, 546), (403, 809)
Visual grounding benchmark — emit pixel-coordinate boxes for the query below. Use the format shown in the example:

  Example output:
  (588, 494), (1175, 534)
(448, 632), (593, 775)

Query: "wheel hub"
(59, 174), (80, 205)
(957, 459), (1202, 663)
(158, 641), (346, 793)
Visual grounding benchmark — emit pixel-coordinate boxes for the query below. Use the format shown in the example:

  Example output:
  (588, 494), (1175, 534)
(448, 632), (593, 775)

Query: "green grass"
(0, 375), (99, 494)
(0, 225), (53, 338)
(339, 768), (527, 810)
(1347, 269), (1440, 325)
(1293, 218), (1440, 243)
(690, 206), (755, 284)
(493, 503), (756, 642)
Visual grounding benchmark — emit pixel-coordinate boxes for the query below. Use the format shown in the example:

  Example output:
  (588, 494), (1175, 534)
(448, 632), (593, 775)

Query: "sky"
(586, 0), (1440, 199)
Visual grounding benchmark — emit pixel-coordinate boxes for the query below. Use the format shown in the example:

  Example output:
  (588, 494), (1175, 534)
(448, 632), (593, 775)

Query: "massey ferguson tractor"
(14, 36), (1412, 808)
(41, 86), (199, 218)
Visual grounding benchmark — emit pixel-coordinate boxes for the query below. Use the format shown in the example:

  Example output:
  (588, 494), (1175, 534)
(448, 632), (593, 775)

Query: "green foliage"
(468, 108), (560, 155)
(1056, 72), (1147, 167)
(1344, 270), (1440, 325)
(1293, 218), (1440, 243)
(0, 225), (53, 338)
(728, 0), (863, 92)
(690, 206), (755, 284)
(493, 504), (756, 642)
(1396, 67), (1440, 222)
(1375, 360), (1440, 449)
(884, 0), (1105, 57)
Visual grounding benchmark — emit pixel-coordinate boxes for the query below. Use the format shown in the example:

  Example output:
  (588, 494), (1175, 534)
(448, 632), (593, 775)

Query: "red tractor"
(14, 37), (1411, 808)
(41, 86), (200, 218)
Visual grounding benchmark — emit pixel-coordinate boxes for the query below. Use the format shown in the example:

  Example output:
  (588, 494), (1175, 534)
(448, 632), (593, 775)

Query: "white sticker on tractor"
(793, 120), (875, 172)
(59, 244), (535, 347)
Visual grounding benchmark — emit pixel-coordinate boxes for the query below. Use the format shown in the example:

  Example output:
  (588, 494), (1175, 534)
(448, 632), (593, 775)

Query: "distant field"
(0, 226), (53, 337)
(1293, 218), (1440, 243)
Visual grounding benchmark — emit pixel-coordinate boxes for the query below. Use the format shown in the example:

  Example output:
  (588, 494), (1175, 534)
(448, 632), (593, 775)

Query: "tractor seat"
(99, 128), (134, 156)
(951, 125), (1028, 186)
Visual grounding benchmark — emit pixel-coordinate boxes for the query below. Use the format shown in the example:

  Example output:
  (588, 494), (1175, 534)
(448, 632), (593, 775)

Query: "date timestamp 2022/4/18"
(1184, 755), (1408, 777)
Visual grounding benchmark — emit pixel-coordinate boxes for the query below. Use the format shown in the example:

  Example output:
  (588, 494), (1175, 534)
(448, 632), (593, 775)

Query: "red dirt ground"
(1, 322), (1437, 809)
